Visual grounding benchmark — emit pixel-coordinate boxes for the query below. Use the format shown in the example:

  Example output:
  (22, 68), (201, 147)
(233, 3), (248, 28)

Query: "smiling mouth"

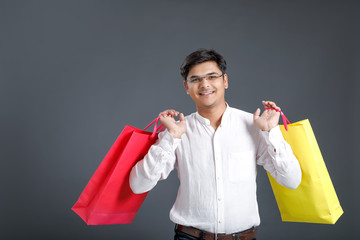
(198, 90), (215, 96)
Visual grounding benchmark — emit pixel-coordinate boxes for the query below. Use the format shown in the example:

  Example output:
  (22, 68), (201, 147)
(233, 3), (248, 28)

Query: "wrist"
(169, 130), (183, 139)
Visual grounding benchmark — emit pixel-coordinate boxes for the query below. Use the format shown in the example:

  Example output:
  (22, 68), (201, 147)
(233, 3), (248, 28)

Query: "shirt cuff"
(261, 125), (284, 152)
(157, 130), (181, 151)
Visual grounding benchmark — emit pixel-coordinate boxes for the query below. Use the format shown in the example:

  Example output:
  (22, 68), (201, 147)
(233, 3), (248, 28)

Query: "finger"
(159, 110), (168, 117)
(159, 109), (178, 118)
(168, 109), (179, 117)
(172, 110), (179, 117)
(160, 113), (172, 118)
(253, 108), (261, 120)
(179, 113), (186, 122)
(268, 101), (276, 109)
(262, 100), (267, 108)
(263, 100), (280, 111)
(273, 103), (281, 111)
(262, 100), (271, 109)
(264, 101), (270, 107)
(268, 101), (281, 111)
(159, 112), (168, 118)
(268, 101), (277, 109)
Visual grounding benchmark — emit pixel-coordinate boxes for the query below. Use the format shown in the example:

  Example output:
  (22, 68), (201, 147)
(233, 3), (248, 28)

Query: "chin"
(197, 101), (217, 109)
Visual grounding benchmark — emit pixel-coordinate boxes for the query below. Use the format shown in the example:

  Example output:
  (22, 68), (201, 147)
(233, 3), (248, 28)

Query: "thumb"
(253, 108), (260, 121)
(179, 113), (186, 122)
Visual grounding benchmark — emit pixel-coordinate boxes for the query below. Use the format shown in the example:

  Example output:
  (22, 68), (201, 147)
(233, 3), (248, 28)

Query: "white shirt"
(130, 105), (301, 234)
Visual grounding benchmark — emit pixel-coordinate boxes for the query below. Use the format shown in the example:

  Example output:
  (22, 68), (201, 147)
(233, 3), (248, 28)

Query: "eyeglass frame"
(186, 72), (225, 84)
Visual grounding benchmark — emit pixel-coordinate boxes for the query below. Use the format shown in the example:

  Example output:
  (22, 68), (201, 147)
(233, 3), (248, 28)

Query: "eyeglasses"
(187, 73), (224, 84)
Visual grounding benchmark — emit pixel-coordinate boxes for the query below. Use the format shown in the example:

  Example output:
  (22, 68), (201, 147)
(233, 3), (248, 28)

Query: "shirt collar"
(195, 103), (231, 127)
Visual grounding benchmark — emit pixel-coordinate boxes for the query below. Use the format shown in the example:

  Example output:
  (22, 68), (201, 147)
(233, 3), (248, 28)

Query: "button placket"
(213, 130), (225, 233)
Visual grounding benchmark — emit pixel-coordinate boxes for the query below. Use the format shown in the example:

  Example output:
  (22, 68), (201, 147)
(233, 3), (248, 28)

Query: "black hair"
(180, 49), (227, 80)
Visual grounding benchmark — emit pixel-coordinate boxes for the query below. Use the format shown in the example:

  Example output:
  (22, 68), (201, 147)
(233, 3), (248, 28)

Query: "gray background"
(1, 0), (359, 239)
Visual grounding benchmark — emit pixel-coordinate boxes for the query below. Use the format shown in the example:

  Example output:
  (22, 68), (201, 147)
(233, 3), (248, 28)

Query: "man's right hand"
(159, 109), (186, 139)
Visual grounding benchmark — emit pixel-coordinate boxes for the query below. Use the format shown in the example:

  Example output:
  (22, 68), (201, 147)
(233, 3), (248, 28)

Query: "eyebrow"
(189, 72), (219, 79)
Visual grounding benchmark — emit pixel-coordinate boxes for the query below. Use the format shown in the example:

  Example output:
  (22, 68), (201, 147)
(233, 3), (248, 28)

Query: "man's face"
(184, 61), (228, 110)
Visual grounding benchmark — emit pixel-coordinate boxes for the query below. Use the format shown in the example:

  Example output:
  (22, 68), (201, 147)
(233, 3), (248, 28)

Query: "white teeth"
(199, 91), (214, 95)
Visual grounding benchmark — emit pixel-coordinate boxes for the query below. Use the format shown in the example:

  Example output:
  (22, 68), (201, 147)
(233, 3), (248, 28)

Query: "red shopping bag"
(72, 117), (164, 225)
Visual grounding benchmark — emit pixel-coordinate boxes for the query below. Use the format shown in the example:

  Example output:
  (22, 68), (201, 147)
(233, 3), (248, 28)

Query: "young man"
(130, 49), (301, 240)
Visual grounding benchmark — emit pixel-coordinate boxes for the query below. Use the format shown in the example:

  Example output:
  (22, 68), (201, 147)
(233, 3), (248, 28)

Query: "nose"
(199, 77), (210, 88)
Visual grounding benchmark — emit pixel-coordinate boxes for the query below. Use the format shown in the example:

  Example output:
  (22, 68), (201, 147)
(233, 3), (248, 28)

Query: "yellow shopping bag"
(267, 119), (343, 224)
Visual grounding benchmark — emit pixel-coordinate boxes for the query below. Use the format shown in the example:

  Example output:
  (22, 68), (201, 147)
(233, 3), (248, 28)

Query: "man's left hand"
(253, 100), (281, 132)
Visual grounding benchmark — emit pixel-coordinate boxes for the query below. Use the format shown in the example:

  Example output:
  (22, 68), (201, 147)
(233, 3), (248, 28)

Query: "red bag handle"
(158, 125), (166, 132)
(143, 117), (165, 138)
(265, 107), (291, 131)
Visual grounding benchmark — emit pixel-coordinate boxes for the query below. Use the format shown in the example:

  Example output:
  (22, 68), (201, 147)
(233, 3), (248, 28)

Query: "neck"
(197, 102), (227, 130)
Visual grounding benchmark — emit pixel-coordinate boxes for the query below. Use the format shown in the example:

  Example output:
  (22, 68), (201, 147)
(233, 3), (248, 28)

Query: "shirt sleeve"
(256, 125), (302, 189)
(129, 130), (181, 194)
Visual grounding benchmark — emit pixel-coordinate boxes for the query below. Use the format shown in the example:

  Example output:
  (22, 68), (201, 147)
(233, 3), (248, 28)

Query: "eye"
(208, 75), (218, 80)
(190, 78), (200, 83)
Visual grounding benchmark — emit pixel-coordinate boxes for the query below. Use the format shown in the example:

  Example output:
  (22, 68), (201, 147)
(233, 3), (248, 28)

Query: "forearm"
(129, 131), (179, 194)
(257, 126), (302, 189)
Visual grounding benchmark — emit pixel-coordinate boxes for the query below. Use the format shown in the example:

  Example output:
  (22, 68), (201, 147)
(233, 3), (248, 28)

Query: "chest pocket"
(228, 151), (256, 182)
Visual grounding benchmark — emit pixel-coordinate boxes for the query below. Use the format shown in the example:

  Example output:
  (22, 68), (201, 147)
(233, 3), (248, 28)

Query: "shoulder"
(183, 112), (197, 122)
(185, 112), (197, 118)
(228, 106), (253, 122)
(177, 112), (196, 127)
(227, 106), (260, 136)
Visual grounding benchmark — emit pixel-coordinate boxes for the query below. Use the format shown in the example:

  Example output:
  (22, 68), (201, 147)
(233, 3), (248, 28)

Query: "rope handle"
(265, 107), (291, 131)
(143, 117), (165, 138)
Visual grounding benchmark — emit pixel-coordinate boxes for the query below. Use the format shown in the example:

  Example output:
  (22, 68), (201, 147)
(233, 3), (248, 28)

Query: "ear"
(183, 80), (190, 95)
(223, 73), (229, 89)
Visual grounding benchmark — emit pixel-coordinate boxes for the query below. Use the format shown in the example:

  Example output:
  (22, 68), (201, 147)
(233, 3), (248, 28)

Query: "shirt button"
(219, 220), (222, 223)
(218, 197), (221, 201)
